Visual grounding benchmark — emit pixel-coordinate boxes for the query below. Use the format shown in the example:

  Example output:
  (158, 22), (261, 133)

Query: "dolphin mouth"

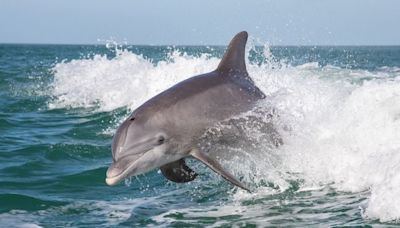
(105, 151), (148, 186)
(105, 172), (126, 186)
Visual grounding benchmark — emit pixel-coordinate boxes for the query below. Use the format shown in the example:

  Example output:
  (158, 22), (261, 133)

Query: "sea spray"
(47, 44), (400, 223)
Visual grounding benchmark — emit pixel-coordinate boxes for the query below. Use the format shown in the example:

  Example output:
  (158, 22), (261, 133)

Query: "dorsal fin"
(217, 31), (248, 73)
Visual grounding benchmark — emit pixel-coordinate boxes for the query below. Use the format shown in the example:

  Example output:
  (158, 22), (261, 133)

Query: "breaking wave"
(49, 45), (400, 223)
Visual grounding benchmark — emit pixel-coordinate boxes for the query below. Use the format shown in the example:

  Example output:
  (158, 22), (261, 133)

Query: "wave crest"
(49, 45), (400, 222)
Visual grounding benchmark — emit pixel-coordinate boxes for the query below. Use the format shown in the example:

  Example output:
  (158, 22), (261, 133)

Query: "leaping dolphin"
(106, 31), (267, 191)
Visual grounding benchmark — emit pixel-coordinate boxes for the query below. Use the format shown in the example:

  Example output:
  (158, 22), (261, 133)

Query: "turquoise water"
(1, 44), (400, 227)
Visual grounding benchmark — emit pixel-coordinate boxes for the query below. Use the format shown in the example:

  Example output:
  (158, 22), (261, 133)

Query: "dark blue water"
(1, 44), (400, 227)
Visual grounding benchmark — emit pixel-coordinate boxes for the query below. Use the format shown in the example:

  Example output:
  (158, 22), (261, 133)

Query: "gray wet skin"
(106, 31), (268, 191)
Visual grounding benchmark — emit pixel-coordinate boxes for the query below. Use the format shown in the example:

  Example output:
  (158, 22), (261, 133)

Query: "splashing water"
(46, 43), (400, 223)
(2, 43), (400, 226)
(49, 49), (219, 112)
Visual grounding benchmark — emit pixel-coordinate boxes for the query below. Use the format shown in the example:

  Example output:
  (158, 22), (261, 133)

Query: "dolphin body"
(106, 31), (267, 191)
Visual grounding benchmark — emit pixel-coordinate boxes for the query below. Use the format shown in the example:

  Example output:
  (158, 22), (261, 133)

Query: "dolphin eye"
(130, 117), (135, 121)
(157, 136), (165, 145)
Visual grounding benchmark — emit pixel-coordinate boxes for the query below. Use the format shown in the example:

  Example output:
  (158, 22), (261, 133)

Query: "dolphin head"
(105, 114), (184, 186)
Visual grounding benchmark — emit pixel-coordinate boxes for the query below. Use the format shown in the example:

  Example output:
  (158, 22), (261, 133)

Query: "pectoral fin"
(190, 149), (250, 192)
(160, 159), (198, 183)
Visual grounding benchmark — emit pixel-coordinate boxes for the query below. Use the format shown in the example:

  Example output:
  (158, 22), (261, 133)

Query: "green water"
(1, 44), (400, 227)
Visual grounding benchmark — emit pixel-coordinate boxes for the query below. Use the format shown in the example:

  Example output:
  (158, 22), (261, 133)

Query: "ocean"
(1, 42), (400, 227)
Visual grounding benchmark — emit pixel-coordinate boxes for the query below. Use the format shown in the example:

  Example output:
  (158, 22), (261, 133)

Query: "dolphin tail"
(190, 149), (250, 192)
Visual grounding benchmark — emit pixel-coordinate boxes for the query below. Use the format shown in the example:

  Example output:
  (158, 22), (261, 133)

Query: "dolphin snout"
(106, 163), (122, 178)
(105, 163), (125, 186)
(105, 151), (147, 186)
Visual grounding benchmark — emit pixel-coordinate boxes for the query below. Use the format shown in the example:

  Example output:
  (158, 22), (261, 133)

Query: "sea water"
(1, 42), (400, 227)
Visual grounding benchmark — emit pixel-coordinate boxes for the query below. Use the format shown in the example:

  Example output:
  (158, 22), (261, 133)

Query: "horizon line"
(1, 42), (400, 47)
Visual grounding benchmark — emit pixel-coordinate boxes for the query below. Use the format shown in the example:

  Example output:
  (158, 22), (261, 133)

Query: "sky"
(0, 0), (399, 45)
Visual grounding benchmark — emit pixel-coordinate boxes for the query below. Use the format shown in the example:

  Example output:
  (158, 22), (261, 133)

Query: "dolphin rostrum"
(106, 31), (267, 191)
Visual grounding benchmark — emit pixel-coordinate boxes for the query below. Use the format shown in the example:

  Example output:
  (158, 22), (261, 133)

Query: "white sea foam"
(0, 210), (43, 228)
(49, 46), (400, 222)
(0, 199), (151, 227)
(49, 49), (219, 112)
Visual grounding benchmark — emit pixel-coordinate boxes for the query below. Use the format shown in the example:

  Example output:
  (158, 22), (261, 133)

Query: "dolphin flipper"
(160, 159), (198, 183)
(190, 149), (250, 192)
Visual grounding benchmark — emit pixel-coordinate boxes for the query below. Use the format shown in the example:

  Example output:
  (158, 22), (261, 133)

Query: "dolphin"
(105, 31), (268, 191)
